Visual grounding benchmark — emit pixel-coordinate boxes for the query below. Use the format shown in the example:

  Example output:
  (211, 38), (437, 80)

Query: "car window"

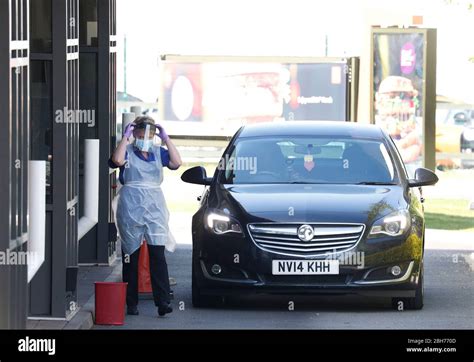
(224, 146), (237, 180)
(388, 134), (409, 179)
(453, 112), (469, 126)
(221, 136), (398, 185)
(445, 109), (472, 126)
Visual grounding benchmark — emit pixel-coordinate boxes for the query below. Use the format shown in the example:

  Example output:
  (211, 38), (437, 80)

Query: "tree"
(444, 0), (474, 62)
(444, 0), (473, 10)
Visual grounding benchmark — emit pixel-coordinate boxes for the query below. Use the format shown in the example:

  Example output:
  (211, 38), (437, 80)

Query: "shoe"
(127, 306), (139, 315)
(158, 302), (173, 316)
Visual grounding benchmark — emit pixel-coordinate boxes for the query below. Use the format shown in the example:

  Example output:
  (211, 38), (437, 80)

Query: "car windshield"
(221, 136), (398, 185)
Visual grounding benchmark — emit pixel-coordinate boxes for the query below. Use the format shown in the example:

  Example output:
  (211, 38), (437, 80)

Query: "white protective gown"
(113, 144), (176, 256)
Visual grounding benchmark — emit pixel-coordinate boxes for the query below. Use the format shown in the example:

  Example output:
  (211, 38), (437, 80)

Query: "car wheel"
(391, 263), (424, 310)
(192, 263), (224, 308)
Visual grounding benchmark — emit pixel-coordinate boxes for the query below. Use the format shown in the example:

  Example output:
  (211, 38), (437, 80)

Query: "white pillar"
(130, 106), (142, 117)
(28, 161), (46, 282)
(78, 139), (100, 240)
(122, 112), (135, 132)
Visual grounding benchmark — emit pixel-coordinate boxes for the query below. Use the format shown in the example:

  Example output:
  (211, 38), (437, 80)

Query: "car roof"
(238, 121), (385, 139)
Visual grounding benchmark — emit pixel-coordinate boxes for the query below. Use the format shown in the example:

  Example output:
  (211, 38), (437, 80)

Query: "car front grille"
(248, 223), (365, 257)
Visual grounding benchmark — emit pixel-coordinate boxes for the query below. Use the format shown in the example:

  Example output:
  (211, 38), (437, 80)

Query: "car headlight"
(462, 129), (474, 141)
(369, 209), (411, 237)
(206, 210), (243, 235)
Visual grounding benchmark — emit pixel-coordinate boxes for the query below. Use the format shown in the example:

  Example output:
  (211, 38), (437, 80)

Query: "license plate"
(272, 260), (339, 275)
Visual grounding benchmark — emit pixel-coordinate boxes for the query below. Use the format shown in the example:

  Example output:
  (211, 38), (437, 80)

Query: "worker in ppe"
(109, 116), (182, 317)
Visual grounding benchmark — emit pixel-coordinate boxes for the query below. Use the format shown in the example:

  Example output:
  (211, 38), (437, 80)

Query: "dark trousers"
(121, 244), (171, 307)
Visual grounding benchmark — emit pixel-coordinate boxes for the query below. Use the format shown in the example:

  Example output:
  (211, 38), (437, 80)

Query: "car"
(181, 121), (438, 310)
(458, 111), (474, 168)
(436, 109), (474, 168)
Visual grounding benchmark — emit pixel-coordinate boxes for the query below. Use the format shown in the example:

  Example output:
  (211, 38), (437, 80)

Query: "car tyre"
(192, 263), (224, 308)
(391, 263), (424, 310)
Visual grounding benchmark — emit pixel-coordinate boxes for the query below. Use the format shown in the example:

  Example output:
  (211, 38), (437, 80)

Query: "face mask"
(134, 123), (154, 151)
(135, 138), (154, 151)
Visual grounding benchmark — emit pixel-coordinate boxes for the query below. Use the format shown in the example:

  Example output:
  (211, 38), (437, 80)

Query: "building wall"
(0, 0), (30, 330)
(78, 0), (118, 266)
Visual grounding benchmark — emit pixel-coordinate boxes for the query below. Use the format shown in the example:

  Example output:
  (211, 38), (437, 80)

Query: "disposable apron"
(113, 144), (176, 256)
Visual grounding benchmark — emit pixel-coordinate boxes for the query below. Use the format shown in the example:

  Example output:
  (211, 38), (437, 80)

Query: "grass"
(165, 164), (474, 232)
(168, 198), (474, 233)
(424, 198), (474, 232)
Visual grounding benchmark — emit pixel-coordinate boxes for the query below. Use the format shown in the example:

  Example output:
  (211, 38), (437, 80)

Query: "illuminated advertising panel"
(159, 56), (357, 136)
(371, 28), (437, 174)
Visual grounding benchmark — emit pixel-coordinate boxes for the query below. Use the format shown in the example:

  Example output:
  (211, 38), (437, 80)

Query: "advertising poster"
(282, 63), (347, 122)
(373, 32), (425, 173)
(160, 59), (350, 135)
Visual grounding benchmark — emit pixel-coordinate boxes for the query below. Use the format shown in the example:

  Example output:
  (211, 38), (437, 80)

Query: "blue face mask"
(135, 138), (154, 151)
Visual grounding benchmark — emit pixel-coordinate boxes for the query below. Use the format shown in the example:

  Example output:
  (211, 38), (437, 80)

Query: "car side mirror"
(181, 166), (212, 185)
(408, 167), (439, 187)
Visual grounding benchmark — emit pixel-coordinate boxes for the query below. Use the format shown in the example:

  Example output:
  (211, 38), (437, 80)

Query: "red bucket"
(94, 282), (128, 325)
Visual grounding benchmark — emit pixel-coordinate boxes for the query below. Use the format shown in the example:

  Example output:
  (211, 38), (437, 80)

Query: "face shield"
(134, 123), (156, 151)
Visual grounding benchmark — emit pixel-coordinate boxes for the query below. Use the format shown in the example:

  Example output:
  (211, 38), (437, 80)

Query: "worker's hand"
(156, 124), (169, 142)
(123, 122), (135, 139)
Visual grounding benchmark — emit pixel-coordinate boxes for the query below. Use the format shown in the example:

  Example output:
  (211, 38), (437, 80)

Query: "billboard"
(282, 63), (348, 121)
(371, 28), (437, 174)
(159, 56), (358, 136)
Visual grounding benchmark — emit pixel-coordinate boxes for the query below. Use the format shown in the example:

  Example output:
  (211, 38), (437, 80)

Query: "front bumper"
(193, 227), (423, 298)
(197, 259), (418, 298)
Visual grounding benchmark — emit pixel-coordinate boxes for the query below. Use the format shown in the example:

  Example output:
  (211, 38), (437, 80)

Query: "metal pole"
(325, 34), (328, 56)
(124, 34), (127, 95)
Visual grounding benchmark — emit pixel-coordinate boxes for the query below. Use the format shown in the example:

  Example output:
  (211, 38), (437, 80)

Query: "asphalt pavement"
(93, 240), (474, 330)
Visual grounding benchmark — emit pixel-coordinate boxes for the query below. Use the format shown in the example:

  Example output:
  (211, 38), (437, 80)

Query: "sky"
(115, 0), (474, 104)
